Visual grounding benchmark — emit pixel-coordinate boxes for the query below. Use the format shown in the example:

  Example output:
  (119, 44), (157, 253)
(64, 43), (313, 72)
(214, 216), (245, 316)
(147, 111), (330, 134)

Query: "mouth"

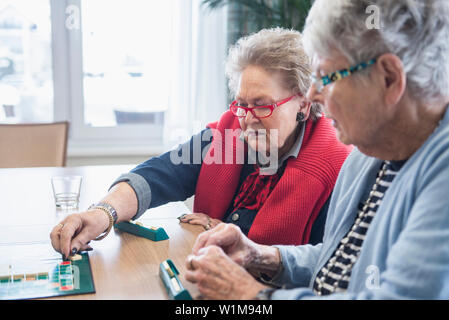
(246, 130), (266, 138)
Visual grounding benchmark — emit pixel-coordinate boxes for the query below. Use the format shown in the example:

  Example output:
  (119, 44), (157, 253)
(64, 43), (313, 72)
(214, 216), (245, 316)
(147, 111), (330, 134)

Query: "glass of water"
(51, 176), (82, 210)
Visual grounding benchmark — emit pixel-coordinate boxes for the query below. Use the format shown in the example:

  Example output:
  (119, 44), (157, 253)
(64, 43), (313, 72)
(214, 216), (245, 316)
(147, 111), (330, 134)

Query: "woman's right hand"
(191, 223), (260, 269)
(50, 209), (110, 259)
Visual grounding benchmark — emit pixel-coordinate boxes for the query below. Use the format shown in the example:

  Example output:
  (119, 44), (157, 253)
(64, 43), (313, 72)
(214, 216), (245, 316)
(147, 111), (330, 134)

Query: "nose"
(244, 108), (258, 124)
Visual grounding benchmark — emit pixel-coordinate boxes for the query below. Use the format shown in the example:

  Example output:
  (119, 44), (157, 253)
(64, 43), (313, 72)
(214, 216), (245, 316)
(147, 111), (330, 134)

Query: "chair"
(0, 122), (69, 168)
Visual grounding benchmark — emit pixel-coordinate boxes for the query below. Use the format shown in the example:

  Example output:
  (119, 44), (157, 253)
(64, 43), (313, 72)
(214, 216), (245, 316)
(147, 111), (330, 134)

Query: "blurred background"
(0, 0), (311, 166)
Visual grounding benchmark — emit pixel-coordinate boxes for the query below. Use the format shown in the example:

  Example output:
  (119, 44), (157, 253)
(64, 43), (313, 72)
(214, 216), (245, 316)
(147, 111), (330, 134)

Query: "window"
(0, 0), (53, 123)
(1, 0), (227, 157)
(61, 0), (173, 155)
(81, 0), (171, 128)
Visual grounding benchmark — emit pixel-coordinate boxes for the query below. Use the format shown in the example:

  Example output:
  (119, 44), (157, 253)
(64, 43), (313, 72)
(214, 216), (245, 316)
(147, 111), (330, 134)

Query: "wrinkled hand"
(178, 212), (222, 230)
(185, 245), (267, 300)
(191, 223), (261, 269)
(49, 209), (109, 259)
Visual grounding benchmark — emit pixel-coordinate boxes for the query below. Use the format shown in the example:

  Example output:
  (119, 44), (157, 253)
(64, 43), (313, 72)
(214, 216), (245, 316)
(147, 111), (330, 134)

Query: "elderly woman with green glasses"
(50, 28), (351, 258)
(185, 0), (449, 300)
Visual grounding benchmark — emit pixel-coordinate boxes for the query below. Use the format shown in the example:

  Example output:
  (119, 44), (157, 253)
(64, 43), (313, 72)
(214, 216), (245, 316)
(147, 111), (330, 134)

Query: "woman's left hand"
(178, 212), (222, 230)
(185, 245), (267, 299)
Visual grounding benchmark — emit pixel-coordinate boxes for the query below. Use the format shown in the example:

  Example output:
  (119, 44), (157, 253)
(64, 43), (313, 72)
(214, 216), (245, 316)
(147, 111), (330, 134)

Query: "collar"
(278, 122), (306, 166)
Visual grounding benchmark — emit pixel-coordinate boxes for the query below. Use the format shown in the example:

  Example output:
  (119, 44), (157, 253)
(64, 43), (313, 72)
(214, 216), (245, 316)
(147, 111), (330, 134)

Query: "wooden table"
(0, 165), (203, 299)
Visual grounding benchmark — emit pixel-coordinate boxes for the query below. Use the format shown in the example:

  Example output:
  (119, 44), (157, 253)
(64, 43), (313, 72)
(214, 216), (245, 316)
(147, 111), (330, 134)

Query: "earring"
(296, 112), (305, 122)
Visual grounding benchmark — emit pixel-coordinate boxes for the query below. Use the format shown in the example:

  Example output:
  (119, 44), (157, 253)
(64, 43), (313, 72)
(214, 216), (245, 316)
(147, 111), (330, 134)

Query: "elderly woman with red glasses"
(50, 28), (351, 259)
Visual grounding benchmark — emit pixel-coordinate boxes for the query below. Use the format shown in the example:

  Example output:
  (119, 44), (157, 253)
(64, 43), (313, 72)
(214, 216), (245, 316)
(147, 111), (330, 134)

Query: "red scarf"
(232, 165), (281, 213)
(194, 111), (352, 245)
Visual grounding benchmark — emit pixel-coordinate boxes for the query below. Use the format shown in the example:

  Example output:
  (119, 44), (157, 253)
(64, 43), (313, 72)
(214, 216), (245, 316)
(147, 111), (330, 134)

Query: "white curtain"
(164, 0), (228, 149)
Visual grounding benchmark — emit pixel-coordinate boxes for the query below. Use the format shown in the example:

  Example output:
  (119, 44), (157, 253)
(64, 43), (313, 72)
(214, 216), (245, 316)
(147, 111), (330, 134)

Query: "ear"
(298, 97), (312, 120)
(376, 54), (406, 107)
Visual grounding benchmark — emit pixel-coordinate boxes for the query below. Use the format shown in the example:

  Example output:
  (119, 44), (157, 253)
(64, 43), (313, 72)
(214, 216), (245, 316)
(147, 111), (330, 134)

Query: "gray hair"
(303, 0), (449, 102)
(225, 27), (322, 120)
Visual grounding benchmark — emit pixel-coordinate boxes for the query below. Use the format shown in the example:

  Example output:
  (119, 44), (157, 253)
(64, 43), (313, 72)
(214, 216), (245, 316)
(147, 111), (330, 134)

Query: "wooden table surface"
(0, 165), (203, 299)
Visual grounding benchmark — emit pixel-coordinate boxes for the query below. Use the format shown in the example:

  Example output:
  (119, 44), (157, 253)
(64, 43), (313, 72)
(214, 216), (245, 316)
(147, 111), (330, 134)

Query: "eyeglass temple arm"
(275, 93), (303, 107)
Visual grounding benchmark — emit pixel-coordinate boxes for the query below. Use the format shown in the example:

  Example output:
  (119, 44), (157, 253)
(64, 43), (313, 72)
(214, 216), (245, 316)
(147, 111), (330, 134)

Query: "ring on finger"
(204, 217), (211, 230)
(55, 224), (64, 236)
(56, 223), (65, 233)
(187, 255), (196, 270)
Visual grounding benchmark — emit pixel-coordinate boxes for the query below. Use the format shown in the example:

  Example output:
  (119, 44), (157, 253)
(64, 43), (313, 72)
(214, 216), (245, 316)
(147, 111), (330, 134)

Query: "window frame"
(50, 0), (165, 157)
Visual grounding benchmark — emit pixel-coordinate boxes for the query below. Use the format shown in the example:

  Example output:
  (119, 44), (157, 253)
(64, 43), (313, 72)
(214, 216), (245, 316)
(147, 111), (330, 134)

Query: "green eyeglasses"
(311, 58), (377, 93)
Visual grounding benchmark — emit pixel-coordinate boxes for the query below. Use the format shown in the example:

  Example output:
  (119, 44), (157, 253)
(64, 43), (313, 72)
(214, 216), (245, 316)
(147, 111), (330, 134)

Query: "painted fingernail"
(71, 248), (78, 255)
(177, 214), (187, 221)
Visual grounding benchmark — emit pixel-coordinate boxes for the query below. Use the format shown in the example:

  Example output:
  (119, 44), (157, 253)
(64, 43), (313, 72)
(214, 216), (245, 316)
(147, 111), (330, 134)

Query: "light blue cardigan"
(271, 107), (449, 299)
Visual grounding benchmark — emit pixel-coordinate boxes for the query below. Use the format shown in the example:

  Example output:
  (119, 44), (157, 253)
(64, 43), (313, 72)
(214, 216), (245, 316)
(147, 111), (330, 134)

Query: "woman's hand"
(185, 245), (267, 300)
(191, 223), (282, 277)
(178, 212), (222, 230)
(190, 223), (259, 268)
(49, 209), (110, 259)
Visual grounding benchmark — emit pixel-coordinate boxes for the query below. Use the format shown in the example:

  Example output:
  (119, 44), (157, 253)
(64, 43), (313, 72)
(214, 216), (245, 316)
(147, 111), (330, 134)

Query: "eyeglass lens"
(233, 106), (272, 118)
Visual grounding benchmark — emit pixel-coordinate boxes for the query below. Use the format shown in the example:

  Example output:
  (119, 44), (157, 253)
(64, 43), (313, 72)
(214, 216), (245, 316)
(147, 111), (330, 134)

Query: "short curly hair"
(303, 0), (449, 103)
(225, 27), (322, 120)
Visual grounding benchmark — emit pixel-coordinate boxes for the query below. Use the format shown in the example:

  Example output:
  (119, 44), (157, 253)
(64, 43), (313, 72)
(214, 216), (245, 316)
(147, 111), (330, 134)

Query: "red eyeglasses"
(229, 93), (300, 119)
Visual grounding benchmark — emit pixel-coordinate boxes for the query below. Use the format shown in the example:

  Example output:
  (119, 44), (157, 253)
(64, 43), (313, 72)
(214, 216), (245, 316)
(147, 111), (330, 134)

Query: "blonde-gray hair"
(225, 27), (322, 120)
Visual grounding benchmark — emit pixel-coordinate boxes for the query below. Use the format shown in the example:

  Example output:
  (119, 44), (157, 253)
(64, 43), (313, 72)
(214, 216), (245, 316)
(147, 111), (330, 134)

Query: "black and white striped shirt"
(313, 160), (404, 296)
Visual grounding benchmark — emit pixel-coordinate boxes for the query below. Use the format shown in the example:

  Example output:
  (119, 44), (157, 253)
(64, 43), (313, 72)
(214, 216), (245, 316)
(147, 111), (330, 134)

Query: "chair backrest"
(0, 122), (69, 168)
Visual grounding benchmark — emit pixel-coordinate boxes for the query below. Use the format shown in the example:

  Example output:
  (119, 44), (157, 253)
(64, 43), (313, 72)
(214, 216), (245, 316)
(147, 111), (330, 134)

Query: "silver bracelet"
(88, 202), (118, 224)
(88, 202), (118, 241)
